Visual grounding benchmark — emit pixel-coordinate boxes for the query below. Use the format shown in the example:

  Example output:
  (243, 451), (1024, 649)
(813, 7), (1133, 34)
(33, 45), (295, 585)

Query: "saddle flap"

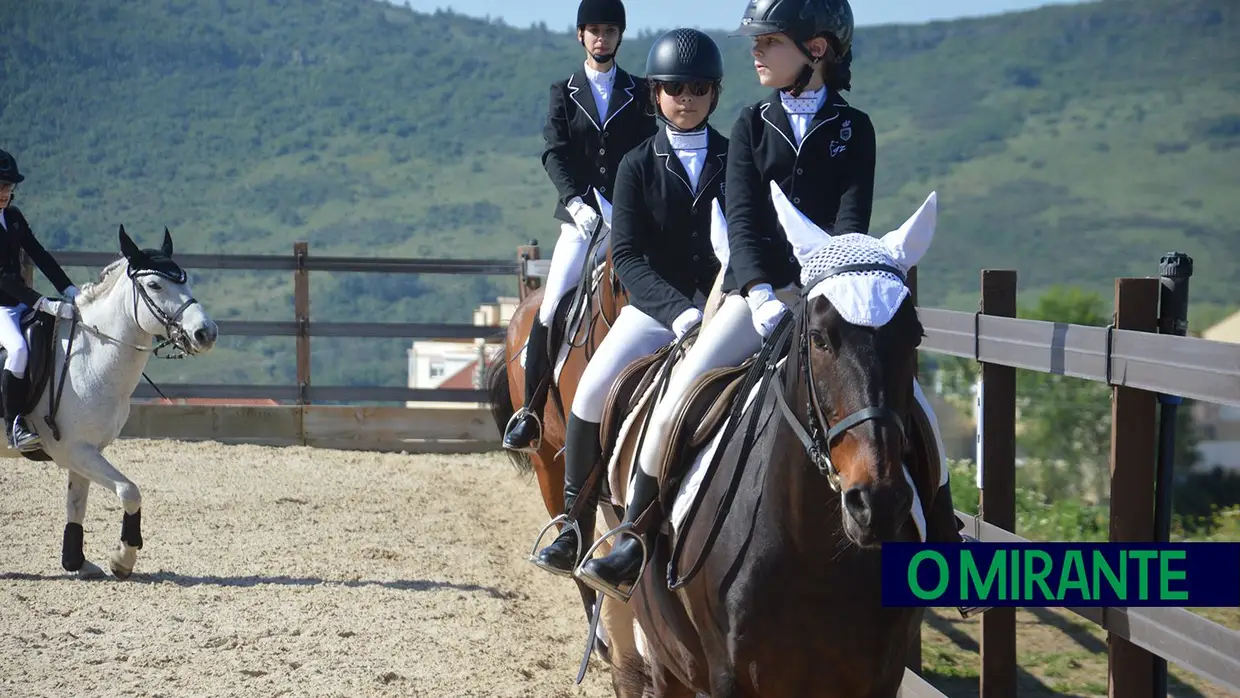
(599, 344), (671, 459)
(0, 310), (60, 413)
(656, 358), (754, 490)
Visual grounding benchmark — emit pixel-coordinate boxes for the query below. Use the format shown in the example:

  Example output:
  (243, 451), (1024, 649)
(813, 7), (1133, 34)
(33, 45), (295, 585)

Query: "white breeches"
(571, 306), (675, 423)
(634, 292), (947, 482)
(538, 222), (608, 326)
(0, 305), (28, 377)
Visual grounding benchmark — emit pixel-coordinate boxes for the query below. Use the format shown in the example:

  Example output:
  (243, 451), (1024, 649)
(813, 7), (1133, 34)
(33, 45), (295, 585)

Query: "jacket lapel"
(567, 69), (603, 132)
(603, 69), (636, 129)
(653, 128), (694, 196)
(801, 90), (847, 148)
(693, 127), (727, 205)
(758, 90), (799, 154)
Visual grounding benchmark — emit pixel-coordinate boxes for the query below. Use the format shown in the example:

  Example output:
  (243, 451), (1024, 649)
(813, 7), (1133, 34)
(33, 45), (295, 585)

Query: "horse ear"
(769, 180), (830, 265)
(709, 197), (729, 267)
(593, 188), (613, 230)
(880, 191), (937, 272)
(162, 227), (174, 256)
(118, 224), (141, 260)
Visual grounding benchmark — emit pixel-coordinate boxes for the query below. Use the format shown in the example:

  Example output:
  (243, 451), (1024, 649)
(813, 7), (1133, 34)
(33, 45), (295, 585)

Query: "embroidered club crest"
(840, 120), (852, 142)
(830, 141), (847, 158)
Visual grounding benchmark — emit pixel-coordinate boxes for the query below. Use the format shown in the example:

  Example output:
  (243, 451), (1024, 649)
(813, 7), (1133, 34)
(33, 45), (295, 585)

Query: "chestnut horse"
(484, 227), (654, 696)
(599, 188), (956, 697)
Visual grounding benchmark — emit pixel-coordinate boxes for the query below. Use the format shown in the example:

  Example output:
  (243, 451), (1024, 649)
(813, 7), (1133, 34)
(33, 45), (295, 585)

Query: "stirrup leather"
(527, 514), (582, 578)
(573, 522), (649, 603)
(503, 407), (543, 453)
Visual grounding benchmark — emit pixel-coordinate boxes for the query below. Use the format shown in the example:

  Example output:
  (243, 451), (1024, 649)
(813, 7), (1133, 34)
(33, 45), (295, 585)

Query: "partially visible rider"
(0, 148), (80, 451)
(503, 0), (657, 452)
(530, 28), (729, 580)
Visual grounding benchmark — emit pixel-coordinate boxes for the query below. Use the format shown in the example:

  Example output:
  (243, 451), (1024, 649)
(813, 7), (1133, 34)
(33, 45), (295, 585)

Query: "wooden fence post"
(906, 264), (923, 677)
(1107, 277), (1159, 698)
(294, 242), (310, 418)
(517, 241), (540, 301)
(979, 269), (1017, 698)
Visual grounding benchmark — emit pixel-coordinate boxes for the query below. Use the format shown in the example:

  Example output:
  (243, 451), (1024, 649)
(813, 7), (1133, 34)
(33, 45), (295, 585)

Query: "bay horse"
(7, 226), (217, 579)
(602, 186), (956, 697)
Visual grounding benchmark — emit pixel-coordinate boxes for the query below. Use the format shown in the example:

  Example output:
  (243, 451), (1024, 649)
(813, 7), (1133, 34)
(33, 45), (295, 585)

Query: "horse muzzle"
(841, 477), (913, 547)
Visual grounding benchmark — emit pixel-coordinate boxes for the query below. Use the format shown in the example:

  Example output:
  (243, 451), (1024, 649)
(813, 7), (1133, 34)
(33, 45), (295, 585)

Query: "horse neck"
(75, 277), (154, 390)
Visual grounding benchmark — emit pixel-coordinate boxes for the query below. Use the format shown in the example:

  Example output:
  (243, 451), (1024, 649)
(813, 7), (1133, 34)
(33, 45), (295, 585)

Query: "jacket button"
(599, 166), (606, 174)
(693, 255), (700, 261)
(599, 148), (606, 155)
(692, 232), (698, 237)
(793, 197), (801, 204)
(796, 168), (803, 175)
(789, 256), (796, 263)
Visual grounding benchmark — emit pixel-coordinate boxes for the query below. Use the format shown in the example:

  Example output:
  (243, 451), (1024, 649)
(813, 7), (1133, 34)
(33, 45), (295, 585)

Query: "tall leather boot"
(504, 318), (551, 451)
(2, 369), (39, 451)
(532, 414), (601, 575)
(576, 468), (660, 600)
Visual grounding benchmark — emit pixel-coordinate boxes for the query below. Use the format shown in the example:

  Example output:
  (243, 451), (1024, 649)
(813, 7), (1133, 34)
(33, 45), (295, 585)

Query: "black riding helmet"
(577, 0), (627, 63)
(0, 149), (25, 185)
(733, 0), (855, 96)
(645, 28), (724, 131)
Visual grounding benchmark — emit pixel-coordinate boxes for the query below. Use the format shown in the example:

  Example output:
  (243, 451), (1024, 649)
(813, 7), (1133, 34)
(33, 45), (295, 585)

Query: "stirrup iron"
(503, 407), (543, 453)
(574, 522), (649, 603)
(527, 514), (582, 578)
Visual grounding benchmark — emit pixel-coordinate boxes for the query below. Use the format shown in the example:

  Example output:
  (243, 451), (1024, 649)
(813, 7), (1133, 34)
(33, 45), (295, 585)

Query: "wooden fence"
(44, 246), (1240, 696)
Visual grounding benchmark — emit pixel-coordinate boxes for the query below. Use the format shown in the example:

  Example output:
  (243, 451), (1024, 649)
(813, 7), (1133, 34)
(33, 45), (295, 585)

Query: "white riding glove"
(63, 286), (80, 301)
(746, 283), (787, 339)
(36, 297), (75, 320)
(565, 197), (601, 240)
(671, 307), (703, 340)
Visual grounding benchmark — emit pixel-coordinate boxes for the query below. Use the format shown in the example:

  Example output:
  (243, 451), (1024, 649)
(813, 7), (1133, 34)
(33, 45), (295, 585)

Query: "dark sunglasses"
(660, 81), (713, 97)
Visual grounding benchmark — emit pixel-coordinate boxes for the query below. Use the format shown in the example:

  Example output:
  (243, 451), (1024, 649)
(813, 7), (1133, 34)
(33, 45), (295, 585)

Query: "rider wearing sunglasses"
(557, 28), (730, 592)
(0, 148), (79, 451)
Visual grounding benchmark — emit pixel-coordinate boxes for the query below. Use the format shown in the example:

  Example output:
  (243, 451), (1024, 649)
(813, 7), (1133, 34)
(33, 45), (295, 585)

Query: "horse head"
(117, 225), (218, 355)
(771, 182), (937, 547)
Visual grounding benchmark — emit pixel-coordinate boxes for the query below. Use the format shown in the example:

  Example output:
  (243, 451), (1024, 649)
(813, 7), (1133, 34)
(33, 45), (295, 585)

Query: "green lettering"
(1058, 550), (1090, 600)
(1010, 546), (1020, 600)
(1024, 550), (1055, 601)
(963, 550), (1004, 601)
(1159, 550), (1188, 601)
(1130, 550), (1158, 600)
(1092, 550), (1126, 599)
(909, 551), (949, 600)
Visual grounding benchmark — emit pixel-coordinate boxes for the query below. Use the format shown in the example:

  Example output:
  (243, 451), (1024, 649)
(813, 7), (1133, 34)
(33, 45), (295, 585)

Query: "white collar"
(584, 62), (616, 86)
(780, 85), (827, 114)
(0, 209), (6, 231)
(667, 126), (708, 151)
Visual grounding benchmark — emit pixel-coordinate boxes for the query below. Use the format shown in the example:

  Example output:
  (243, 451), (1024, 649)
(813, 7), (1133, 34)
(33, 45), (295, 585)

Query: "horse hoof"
(110, 543), (138, 580)
(73, 560), (106, 580)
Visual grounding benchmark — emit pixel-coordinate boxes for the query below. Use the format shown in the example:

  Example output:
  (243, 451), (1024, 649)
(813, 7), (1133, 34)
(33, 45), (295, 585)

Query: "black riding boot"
(2, 369), (39, 451)
(577, 468), (660, 600)
(504, 318), (551, 451)
(533, 414), (601, 575)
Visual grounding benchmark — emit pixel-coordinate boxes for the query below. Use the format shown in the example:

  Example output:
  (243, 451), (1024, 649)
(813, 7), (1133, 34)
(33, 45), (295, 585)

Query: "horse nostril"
(194, 328), (212, 345)
(843, 487), (873, 528)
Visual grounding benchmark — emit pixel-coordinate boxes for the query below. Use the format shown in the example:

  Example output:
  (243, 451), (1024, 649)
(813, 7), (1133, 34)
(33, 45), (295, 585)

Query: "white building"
(1191, 311), (1240, 472)
(405, 297), (519, 409)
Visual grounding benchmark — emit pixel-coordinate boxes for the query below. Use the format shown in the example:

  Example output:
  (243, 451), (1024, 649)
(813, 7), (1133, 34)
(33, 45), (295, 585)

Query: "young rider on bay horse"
(0, 148), (79, 452)
(578, 0), (958, 599)
(502, 0), (657, 453)
(530, 29), (729, 578)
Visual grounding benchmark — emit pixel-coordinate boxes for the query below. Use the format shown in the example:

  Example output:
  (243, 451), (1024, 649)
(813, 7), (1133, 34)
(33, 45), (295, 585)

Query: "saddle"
(0, 309), (61, 462)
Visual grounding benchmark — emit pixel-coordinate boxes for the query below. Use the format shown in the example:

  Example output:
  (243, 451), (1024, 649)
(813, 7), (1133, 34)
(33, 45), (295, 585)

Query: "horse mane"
(76, 257), (128, 305)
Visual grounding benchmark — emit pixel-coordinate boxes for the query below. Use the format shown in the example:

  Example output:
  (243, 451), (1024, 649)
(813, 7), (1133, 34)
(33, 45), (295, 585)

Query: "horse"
(485, 196), (664, 695)
(8, 225), (218, 580)
(602, 185), (956, 697)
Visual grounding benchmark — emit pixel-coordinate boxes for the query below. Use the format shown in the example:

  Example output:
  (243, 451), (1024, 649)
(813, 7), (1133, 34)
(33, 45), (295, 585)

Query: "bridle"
(74, 263), (199, 359)
(772, 262), (909, 492)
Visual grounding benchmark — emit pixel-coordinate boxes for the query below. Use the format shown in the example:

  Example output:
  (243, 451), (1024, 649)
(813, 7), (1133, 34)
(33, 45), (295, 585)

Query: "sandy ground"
(0, 440), (616, 698)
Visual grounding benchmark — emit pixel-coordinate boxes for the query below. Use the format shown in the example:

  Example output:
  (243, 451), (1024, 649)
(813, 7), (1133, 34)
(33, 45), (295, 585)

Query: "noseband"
(127, 265), (199, 358)
(773, 262), (910, 492)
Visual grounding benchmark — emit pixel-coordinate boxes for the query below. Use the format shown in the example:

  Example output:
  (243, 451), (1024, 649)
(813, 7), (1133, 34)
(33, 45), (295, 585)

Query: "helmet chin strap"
(782, 41), (824, 98)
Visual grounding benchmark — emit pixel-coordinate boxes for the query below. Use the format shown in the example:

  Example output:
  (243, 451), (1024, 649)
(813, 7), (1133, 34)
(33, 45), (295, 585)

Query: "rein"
(667, 261), (910, 590)
(42, 267), (199, 438)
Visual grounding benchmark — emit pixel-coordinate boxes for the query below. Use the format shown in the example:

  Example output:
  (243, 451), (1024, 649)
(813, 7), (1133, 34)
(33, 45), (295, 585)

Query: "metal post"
(294, 242), (310, 411)
(1153, 252), (1192, 697)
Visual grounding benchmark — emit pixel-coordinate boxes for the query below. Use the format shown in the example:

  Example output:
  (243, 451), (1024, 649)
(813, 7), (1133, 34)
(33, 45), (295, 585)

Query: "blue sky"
(398, 0), (1090, 32)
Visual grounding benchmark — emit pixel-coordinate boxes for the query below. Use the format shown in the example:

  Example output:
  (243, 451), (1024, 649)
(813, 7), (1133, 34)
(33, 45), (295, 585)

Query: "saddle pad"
(668, 356), (928, 543)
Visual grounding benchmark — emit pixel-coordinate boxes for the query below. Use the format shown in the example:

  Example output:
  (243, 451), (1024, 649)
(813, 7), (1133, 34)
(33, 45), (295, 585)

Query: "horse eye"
(810, 330), (829, 351)
(146, 280), (162, 290)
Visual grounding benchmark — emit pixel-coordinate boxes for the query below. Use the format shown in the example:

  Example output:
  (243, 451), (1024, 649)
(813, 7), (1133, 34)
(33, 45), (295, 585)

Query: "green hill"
(2, 0), (1238, 387)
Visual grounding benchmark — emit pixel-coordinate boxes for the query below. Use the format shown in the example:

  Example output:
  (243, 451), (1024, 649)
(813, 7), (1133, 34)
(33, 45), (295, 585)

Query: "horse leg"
(62, 471), (105, 578)
(64, 445), (143, 579)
